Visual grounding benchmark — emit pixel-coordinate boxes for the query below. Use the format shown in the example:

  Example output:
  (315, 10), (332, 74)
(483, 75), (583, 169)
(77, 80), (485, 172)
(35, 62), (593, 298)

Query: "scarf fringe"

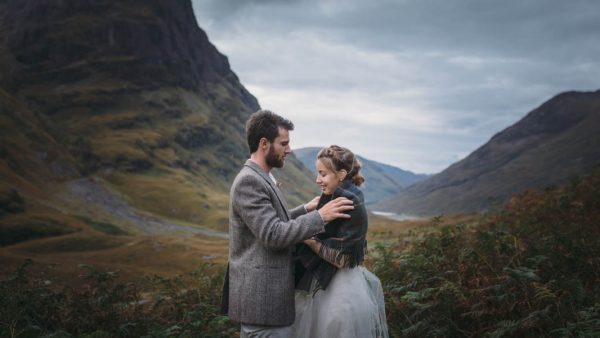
(318, 238), (367, 268)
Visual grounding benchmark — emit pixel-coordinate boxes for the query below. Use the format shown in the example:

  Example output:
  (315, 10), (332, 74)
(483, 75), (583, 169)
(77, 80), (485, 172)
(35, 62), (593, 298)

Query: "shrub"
(0, 261), (238, 337)
(373, 170), (600, 337)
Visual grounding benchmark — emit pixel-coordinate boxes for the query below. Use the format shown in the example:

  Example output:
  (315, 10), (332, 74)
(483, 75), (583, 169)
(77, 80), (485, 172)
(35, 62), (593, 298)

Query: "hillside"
(377, 90), (600, 216)
(294, 147), (427, 205)
(0, 0), (317, 240)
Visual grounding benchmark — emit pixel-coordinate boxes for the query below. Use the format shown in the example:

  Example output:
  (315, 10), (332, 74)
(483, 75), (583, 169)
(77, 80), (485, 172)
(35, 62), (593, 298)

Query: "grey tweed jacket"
(221, 159), (325, 326)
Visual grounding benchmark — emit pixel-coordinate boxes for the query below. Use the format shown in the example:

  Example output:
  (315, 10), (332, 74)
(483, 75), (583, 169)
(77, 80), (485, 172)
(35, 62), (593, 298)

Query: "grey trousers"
(241, 323), (293, 338)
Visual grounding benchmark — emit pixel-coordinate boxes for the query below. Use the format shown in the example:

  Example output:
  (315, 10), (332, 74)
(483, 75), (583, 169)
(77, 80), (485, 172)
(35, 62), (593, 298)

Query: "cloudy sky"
(192, 0), (600, 174)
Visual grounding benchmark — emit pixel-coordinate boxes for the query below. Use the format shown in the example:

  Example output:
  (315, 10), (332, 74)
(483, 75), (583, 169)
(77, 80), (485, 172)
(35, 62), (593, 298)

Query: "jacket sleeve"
(232, 175), (325, 250)
(290, 204), (308, 219)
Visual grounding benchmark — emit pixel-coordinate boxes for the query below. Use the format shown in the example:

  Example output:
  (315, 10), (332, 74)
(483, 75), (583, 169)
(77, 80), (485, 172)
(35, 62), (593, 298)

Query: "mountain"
(377, 90), (600, 216)
(0, 0), (317, 240)
(294, 147), (428, 205)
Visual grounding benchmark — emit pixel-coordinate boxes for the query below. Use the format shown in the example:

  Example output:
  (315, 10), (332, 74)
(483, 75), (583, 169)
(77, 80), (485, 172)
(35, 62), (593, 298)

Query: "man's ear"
(259, 137), (269, 150)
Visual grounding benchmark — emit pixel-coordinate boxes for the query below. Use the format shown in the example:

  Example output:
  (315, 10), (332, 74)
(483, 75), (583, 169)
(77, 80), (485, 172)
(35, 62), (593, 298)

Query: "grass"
(0, 192), (79, 246)
(0, 231), (229, 288)
(368, 212), (479, 245)
(108, 170), (230, 231)
(78, 216), (130, 236)
(0, 221), (76, 247)
(28, 235), (124, 253)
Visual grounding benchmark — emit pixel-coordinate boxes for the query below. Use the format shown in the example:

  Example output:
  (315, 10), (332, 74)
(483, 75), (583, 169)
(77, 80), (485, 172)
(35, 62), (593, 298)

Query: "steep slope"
(377, 90), (600, 216)
(0, 0), (316, 235)
(294, 147), (427, 205)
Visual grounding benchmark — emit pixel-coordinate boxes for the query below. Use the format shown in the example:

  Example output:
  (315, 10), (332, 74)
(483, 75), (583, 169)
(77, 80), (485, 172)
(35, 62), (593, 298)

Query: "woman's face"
(315, 159), (342, 195)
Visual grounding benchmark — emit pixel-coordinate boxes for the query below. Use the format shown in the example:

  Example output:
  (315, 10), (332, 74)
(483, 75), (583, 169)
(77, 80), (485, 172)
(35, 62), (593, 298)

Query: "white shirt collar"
(268, 171), (277, 184)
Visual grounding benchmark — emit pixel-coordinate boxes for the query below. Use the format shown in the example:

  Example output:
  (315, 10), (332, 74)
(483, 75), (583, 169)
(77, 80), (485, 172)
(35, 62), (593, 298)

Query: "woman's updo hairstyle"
(317, 145), (365, 186)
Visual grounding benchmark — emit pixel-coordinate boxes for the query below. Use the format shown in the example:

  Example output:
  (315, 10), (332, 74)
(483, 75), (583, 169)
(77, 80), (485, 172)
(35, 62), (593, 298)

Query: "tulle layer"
(292, 266), (389, 338)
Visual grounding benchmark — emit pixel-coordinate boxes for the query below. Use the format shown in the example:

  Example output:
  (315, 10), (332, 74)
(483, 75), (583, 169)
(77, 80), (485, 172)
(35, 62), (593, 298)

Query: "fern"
(487, 320), (520, 338)
(375, 170), (600, 337)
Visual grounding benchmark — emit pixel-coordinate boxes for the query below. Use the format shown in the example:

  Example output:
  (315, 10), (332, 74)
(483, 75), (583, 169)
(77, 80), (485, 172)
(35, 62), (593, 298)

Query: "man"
(221, 110), (354, 337)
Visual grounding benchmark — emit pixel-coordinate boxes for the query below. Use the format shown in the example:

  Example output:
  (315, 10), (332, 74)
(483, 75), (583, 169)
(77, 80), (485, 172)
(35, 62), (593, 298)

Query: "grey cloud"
(192, 0), (600, 173)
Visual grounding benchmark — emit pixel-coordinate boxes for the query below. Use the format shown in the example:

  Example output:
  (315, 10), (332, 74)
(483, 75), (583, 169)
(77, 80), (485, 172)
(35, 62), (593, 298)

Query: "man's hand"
(318, 197), (354, 222)
(304, 196), (320, 212)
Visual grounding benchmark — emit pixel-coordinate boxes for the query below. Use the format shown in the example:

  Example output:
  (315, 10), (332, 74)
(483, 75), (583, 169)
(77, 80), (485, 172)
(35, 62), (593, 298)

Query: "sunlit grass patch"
(108, 171), (229, 230)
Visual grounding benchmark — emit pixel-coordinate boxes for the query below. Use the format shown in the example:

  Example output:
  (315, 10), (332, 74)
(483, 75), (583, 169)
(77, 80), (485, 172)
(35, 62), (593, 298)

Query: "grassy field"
(368, 212), (479, 247)
(0, 207), (420, 337)
(0, 171), (474, 288)
(0, 232), (229, 288)
(0, 180), (230, 287)
(1, 207), (421, 287)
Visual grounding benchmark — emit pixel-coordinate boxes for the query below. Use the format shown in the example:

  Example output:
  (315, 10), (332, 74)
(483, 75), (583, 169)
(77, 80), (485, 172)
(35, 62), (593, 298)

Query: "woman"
(292, 145), (389, 338)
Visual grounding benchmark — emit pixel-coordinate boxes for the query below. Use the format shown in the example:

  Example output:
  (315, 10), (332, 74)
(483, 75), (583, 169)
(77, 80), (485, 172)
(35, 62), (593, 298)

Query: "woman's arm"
(303, 238), (349, 269)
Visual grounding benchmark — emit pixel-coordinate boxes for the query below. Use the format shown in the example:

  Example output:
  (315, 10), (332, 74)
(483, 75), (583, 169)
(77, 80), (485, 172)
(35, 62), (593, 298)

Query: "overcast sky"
(191, 0), (600, 174)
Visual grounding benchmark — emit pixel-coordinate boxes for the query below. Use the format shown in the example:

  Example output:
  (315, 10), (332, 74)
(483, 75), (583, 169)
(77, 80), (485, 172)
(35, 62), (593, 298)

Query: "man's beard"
(266, 148), (284, 168)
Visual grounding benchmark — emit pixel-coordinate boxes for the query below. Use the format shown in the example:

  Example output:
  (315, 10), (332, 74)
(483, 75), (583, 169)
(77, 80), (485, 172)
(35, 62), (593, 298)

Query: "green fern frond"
(504, 266), (540, 282)
(533, 282), (557, 304)
(487, 320), (521, 338)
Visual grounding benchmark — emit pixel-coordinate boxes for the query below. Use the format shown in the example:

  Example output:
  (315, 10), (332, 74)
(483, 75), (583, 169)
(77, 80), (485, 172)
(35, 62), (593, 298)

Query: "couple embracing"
(221, 110), (389, 338)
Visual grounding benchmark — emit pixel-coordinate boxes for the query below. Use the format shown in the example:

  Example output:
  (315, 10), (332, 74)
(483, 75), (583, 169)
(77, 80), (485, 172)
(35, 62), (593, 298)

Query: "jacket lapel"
(244, 160), (291, 220)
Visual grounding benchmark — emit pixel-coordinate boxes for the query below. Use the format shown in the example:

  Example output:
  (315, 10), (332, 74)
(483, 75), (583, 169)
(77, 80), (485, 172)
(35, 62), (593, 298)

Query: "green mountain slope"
(0, 0), (316, 237)
(377, 90), (600, 216)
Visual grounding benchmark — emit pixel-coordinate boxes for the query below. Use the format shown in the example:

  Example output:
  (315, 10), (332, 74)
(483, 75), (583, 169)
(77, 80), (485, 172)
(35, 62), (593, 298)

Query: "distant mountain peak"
(377, 89), (600, 216)
(490, 90), (598, 145)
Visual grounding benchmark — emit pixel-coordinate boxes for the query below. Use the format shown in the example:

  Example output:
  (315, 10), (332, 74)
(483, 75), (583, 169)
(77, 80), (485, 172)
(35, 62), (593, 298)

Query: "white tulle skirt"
(291, 266), (389, 338)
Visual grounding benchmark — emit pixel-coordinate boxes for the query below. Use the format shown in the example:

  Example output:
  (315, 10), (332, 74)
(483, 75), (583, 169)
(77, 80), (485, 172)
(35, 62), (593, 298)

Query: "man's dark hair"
(246, 110), (294, 153)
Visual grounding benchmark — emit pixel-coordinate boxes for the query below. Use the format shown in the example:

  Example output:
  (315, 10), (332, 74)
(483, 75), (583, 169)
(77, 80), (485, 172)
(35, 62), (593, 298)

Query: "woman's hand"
(303, 238), (317, 246)
(304, 196), (320, 212)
